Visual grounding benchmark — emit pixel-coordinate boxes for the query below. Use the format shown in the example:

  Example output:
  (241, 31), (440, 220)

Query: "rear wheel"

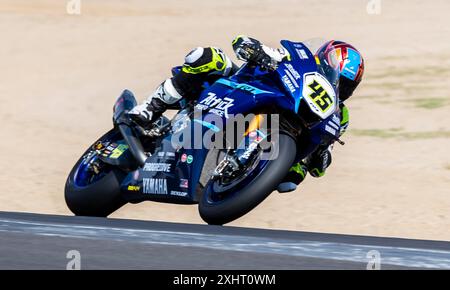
(198, 132), (296, 225)
(65, 130), (127, 217)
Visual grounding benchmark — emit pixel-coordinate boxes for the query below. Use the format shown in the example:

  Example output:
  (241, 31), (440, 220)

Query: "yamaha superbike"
(65, 40), (342, 225)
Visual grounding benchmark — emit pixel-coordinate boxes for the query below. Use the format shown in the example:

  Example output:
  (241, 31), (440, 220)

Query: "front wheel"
(65, 130), (127, 217)
(198, 132), (297, 225)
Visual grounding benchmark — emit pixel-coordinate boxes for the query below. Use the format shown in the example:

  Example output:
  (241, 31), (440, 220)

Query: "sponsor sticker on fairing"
(127, 185), (140, 191)
(282, 75), (296, 93)
(143, 163), (171, 172)
(143, 178), (168, 195)
(325, 125), (337, 135)
(179, 179), (189, 189)
(195, 92), (234, 118)
(284, 69), (300, 88)
(171, 191), (188, 197)
(284, 63), (301, 80)
(296, 48), (309, 59)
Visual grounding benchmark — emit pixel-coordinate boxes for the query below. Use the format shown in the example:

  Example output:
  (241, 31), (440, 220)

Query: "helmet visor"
(316, 45), (340, 88)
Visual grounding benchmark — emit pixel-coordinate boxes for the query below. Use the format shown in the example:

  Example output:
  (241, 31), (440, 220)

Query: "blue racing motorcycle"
(65, 40), (342, 225)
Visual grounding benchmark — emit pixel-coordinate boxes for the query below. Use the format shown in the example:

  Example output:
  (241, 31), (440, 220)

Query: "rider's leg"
(306, 145), (332, 177)
(128, 79), (181, 127)
(128, 47), (236, 127)
(277, 162), (308, 193)
(277, 144), (333, 193)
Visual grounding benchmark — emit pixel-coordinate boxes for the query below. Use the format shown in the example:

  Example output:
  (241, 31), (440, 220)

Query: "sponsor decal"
(327, 120), (339, 131)
(110, 144), (129, 159)
(170, 190), (188, 197)
(344, 66), (356, 75)
(325, 125), (337, 135)
(195, 92), (234, 118)
(241, 143), (258, 160)
(241, 137), (264, 160)
(172, 118), (189, 134)
(127, 185), (140, 191)
(94, 142), (104, 150)
(332, 114), (341, 126)
(157, 151), (176, 158)
(296, 48), (309, 59)
(143, 163), (171, 172)
(284, 63), (301, 80)
(179, 179), (189, 189)
(143, 178), (168, 195)
(181, 154), (187, 162)
(282, 75), (296, 93)
(186, 155), (193, 164)
(284, 69), (300, 88)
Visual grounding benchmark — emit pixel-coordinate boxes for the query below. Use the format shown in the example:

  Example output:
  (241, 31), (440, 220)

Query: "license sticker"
(110, 144), (129, 159)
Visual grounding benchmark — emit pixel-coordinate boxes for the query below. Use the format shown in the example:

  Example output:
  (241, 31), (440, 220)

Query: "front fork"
(213, 115), (267, 178)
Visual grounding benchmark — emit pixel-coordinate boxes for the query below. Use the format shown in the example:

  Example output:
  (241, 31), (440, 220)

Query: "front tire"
(198, 132), (296, 225)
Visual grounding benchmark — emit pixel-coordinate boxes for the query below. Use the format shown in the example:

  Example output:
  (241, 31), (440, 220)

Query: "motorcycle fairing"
(119, 41), (341, 204)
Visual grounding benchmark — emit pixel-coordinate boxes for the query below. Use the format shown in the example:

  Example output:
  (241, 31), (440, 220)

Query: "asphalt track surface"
(0, 211), (449, 269)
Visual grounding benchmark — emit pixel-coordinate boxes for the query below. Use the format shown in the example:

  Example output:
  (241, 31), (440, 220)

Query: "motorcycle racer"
(128, 35), (365, 193)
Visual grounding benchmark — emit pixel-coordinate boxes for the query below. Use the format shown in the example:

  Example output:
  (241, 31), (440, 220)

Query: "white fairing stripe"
(161, 79), (183, 104)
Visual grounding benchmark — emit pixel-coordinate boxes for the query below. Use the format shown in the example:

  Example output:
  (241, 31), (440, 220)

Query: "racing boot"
(128, 79), (182, 128)
(277, 162), (308, 193)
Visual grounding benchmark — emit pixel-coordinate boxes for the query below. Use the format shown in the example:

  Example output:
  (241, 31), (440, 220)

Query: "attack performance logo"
(195, 92), (234, 118)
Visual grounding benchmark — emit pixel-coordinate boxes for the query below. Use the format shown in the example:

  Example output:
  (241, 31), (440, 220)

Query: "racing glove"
(232, 36), (279, 71)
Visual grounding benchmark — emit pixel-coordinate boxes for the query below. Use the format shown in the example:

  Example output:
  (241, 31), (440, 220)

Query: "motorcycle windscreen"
(113, 89), (137, 123)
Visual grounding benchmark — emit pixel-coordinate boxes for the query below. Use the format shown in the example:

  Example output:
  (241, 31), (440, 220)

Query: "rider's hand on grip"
(235, 42), (278, 72)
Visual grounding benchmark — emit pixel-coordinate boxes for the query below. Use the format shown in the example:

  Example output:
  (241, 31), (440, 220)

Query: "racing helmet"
(316, 40), (365, 101)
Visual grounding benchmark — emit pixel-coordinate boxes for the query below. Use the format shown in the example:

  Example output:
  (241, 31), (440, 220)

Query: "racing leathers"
(128, 46), (239, 127)
(128, 35), (349, 192)
(277, 103), (349, 192)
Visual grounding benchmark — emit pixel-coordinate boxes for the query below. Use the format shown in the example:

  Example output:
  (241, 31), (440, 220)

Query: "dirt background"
(0, 0), (449, 240)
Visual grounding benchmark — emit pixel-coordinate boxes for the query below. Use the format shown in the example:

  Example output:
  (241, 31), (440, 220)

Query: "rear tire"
(198, 132), (296, 225)
(65, 130), (127, 217)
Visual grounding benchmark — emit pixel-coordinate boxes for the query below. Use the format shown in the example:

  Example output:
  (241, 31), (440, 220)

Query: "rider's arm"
(129, 47), (236, 125)
(232, 35), (290, 70)
(171, 46), (238, 100)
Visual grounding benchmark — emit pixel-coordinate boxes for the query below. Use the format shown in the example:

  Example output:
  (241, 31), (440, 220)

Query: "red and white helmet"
(316, 40), (365, 101)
